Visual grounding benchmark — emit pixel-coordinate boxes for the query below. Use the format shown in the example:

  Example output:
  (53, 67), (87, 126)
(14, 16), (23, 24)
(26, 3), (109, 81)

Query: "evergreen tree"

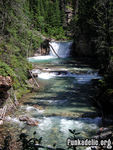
(59, 0), (65, 26)
(36, 0), (45, 32)
(28, 0), (67, 39)
(54, 0), (61, 27)
(77, 0), (97, 39)
(44, 0), (61, 28)
(95, 0), (113, 71)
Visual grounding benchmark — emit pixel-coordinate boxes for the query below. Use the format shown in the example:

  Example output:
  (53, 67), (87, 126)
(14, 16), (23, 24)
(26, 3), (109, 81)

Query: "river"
(1, 41), (102, 150)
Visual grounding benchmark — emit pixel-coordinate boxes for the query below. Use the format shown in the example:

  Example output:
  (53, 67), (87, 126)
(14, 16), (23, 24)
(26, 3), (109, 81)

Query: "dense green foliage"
(94, 0), (113, 71)
(0, 0), (72, 98)
(0, 0), (113, 112)
(29, 0), (67, 40)
(0, 61), (14, 77)
(0, 0), (43, 98)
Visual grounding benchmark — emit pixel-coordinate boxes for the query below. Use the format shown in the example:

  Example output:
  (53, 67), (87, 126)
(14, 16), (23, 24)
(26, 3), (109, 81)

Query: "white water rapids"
(4, 41), (103, 150)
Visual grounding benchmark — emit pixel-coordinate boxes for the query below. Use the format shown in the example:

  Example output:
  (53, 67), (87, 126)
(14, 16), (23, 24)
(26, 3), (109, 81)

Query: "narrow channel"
(5, 41), (102, 149)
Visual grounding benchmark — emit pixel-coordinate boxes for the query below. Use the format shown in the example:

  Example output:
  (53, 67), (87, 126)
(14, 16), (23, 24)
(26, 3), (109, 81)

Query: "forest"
(0, 0), (113, 150)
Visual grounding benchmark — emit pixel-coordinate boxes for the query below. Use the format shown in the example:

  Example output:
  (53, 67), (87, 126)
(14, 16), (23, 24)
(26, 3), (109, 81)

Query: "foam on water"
(86, 147), (97, 150)
(38, 117), (52, 130)
(37, 99), (68, 105)
(23, 116), (101, 149)
(31, 69), (41, 74)
(24, 42), (103, 149)
(21, 105), (44, 114)
(38, 72), (56, 79)
(38, 71), (75, 79)
(28, 41), (72, 61)
(74, 73), (102, 84)
(50, 41), (72, 58)
(34, 117), (102, 139)
(28, 55), (56, 62)
(38, 71), (101, 84)
(5, 116), (24, 126)
(59, 117), (101, 134)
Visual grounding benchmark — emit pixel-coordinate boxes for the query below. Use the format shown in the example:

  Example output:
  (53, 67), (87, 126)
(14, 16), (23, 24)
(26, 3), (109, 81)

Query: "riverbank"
(0, 39), (113, 149)
(0, 56), (113, 150)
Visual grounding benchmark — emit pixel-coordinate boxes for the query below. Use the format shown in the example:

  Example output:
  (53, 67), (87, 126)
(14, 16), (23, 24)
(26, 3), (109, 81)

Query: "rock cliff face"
(0, 76), (12, 106)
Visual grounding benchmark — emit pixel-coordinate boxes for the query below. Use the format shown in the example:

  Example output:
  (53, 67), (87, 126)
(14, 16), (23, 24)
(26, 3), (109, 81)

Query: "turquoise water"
(23, 58), (101, 149)
(4, 57), (102, 149)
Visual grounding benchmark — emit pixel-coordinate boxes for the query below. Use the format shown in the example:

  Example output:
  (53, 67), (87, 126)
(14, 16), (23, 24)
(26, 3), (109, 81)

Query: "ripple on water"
(20, 105), (44, 114)
(23, 116), (102, 149)
(38, 71), (101, 84)
(5, 116), (24, 127)
(3, 57), (102, 149)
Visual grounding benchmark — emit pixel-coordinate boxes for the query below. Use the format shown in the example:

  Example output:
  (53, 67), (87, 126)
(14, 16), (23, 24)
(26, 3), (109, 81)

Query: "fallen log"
(29, 70), (40, 88)
(49, 44), (60, 58)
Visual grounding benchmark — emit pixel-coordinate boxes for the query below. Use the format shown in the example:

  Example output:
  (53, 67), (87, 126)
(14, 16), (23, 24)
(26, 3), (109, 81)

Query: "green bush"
(44, 26), (67, 40)
(0, 61), (15, 77)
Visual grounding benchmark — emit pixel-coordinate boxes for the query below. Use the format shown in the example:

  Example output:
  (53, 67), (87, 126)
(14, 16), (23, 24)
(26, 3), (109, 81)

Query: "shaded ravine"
(14, 58), (102, 149)
(1, 42), (102, 149)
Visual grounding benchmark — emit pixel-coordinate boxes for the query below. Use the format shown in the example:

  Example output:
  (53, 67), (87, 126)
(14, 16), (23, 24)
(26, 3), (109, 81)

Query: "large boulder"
(19, 116), (39, 126)
(0, 76), (12, 91)
(0, 76), (12, 106)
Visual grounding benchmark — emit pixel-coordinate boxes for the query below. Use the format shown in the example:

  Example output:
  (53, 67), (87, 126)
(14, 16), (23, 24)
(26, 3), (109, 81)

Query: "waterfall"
(28, 41), (72, 61)
(49, 41), (72, 58)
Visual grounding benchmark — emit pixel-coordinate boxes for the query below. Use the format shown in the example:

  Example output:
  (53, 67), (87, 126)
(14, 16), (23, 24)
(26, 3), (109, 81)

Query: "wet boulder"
(19, 116), (30, 121)
(26, 119), (39, 126)
(19, 116), (39, 126)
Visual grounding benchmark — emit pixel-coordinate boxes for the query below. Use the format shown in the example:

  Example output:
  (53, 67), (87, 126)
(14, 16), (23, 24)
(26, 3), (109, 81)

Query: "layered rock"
(0, 76), (12, 106)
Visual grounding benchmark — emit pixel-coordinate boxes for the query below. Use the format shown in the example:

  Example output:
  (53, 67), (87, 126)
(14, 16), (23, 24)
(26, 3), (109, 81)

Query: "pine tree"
(55, 0), (61, 27)
(37, 0), (41, 16)
(45, 0), (61, 28)
(95, 0), (113, 71)
(28, 0), (66, 38)
(59, 0), (65, 26)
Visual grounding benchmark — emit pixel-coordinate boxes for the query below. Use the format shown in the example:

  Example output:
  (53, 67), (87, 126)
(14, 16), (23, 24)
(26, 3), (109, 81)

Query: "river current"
(0, 42), (102, 150)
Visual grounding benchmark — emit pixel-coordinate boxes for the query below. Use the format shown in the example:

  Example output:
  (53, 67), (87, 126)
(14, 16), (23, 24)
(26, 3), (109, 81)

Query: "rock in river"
(19, 116), (39, 126)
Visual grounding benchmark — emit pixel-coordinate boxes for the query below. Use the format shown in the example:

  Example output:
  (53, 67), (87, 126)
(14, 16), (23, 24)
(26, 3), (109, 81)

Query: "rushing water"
(49, 41), (72, 58)
(23, 58), (102, 149)
(1, 42), (102, 149)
